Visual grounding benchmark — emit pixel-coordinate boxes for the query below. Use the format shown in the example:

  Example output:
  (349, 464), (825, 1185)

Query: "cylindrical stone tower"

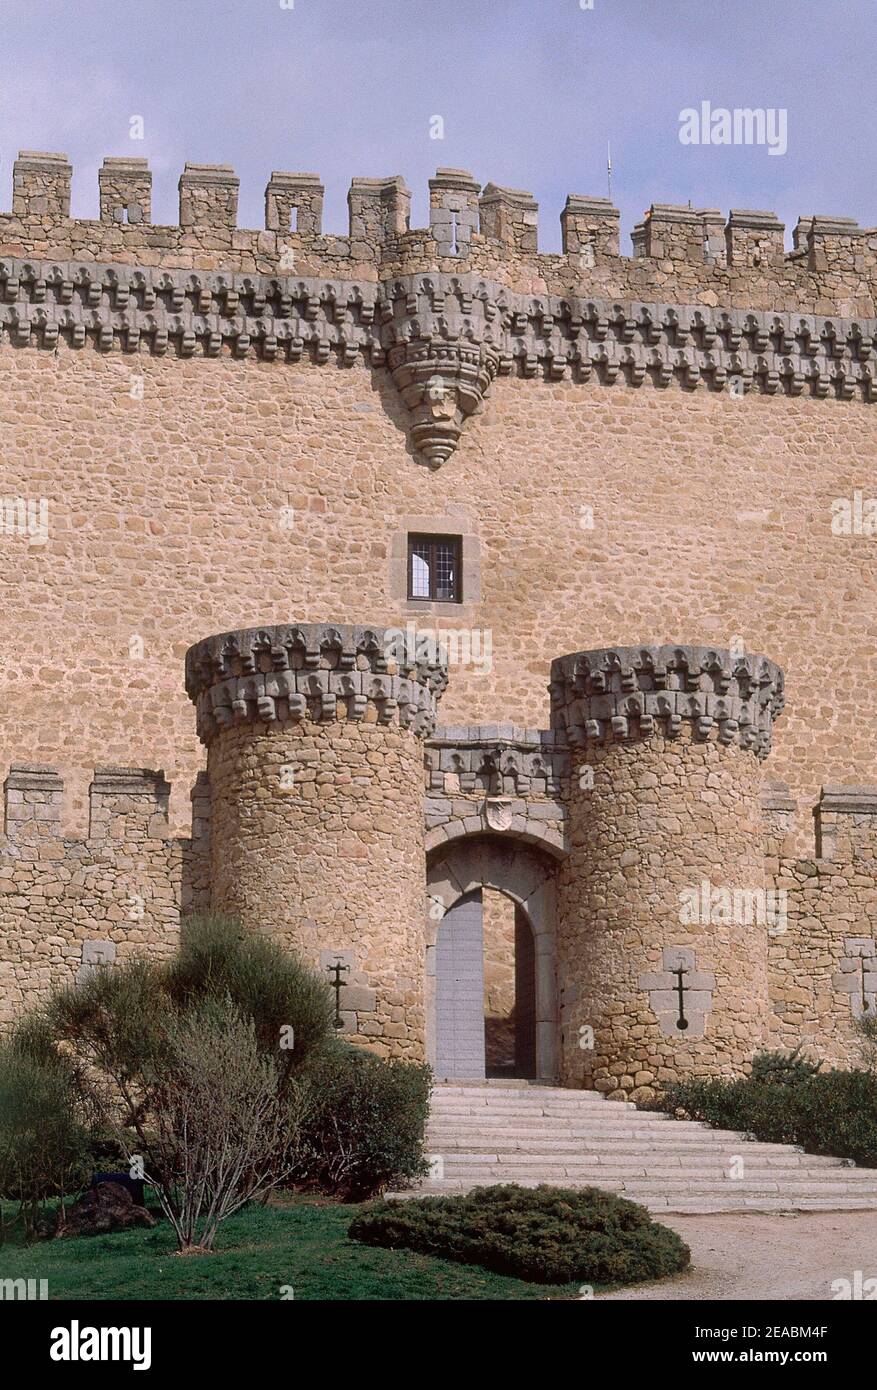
(551, 644), (785, 1099)
(184, 623), (447, 1062)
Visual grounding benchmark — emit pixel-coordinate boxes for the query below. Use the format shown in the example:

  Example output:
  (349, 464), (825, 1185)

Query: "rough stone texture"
(185, 621), (447, 745)
(1, 346), (872, 852)
(424, 725), (568, 857)
(265, 172), (324, 237)
(0, 765), (194, 1025)
(0, 154), (873, 321)
(549, 644), (785, 759)
(98, 157), (151, 226)
(766, 785), (877, 1066)
(190, 623), (443, 1060)
(1, 156), (877, 1078)
(558, 722), (769, 1100)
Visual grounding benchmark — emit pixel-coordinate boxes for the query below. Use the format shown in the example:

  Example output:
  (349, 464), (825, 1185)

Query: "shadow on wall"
(484, 889), (536, 1079)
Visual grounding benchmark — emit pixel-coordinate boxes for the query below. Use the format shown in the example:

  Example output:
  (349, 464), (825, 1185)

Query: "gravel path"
(598, 1212), (877, 1300)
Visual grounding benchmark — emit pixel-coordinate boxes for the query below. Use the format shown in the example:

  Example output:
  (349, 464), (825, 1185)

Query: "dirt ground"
(598, 1213), (877, 1300)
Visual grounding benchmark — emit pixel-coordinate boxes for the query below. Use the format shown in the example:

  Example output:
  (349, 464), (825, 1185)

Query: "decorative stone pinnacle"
(549, 643), (784, 758)
(185, 623), (448, 745)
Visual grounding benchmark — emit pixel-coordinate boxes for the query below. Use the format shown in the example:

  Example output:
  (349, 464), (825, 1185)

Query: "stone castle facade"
(0, 151), (876, 1097)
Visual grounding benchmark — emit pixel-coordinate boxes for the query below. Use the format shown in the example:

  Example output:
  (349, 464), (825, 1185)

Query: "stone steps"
(394, 1082), (877, 1213)
(427, 1135), (843, 1160)
(430, 1121), (790, 1142)
(398, 1182), (877, 1214)
(431, 1152), (857, 1172)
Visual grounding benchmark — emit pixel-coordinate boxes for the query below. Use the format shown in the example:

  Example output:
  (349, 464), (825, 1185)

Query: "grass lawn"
(0, 1196), (582, 1301)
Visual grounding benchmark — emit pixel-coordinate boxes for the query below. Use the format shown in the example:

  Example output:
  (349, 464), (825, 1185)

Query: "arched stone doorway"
(426, 835), (559, 1082)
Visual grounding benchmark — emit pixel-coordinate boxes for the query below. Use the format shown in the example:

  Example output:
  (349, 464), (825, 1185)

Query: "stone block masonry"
(0, 632), (875, 1087)
(0, 155), (874, 852)
(0, 147), (875, 1087)
(553, 645), (784, 1096)
(185, 623), (448, 1061)
(0, 764), (207, 1025)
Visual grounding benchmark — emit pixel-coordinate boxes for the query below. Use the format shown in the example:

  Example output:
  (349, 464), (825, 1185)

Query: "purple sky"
(1, 0), (873, 253)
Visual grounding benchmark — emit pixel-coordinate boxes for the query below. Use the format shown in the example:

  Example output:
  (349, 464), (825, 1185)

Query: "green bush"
(853, 1014), (877, 1072)
(46, 958), (169, 1104)
(750, 1045), (821, 1086)
(145, 996), (310, 1251)
(0, 1034), (94, 1238)
(296, 1045), (431, 1200)
(9, 915), (429, 1226)
(162, 913), (335, 1074)
(349, 1184), (691, 1285)
(45, 916), (335, 1140)
(662, 1056), (877, 1169)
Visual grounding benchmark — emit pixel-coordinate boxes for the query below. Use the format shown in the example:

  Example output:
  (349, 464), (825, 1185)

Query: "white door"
(435, 891), (485, 1080)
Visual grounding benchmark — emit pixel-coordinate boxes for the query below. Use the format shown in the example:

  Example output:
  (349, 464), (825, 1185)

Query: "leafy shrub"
(0, 1033), (94, 1238)
(853, 1014), (877, 1072)
(45, 915), (335, 1144)
(349, 1184), (690, 1285)
(662, 1057), (877, 1169)
(144, 996), (310, 1252)
(750, 1045), (821, 1086)
(162, 913), (334, 1074)
(37, 914), (337, 1249)
(46, 959), (169, 1138)
(10, 915), (430, 1239)
(296, 1045), (431, 1199)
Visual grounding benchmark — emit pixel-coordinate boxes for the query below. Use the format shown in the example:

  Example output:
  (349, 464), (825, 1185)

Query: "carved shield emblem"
(483, 796), (513, 832)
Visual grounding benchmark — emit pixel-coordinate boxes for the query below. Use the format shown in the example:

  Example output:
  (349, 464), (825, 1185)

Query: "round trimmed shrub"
(348, 1184), (690, 1285)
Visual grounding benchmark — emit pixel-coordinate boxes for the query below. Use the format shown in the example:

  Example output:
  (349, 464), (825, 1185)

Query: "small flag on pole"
(607, 142), (612, 202)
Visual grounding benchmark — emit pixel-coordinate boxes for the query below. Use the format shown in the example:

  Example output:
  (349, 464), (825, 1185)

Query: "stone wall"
(2, 151), (877, 1073)
(0, 764), (205, 1025)
(553, 644), (783, 1097)
(766, 785), (877, 1068)
(0, 154), (874, 313)
(1, 339), (874, 851)
(186, 622), (446, 1061)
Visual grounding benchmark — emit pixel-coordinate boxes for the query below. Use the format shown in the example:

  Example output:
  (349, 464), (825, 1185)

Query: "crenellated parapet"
(423, 725), (569, 857)
(185, 622), (448, 744)
(424, 724), (571, 796)
(814, 784), (877, 861)
(549, 644), (785, 759)
(98, 157), (151, 225)
(3, 762), (180, 850)
(0, 151), (873, 309)
(12, 151), (71, 221)
(0, 150), (875, 467)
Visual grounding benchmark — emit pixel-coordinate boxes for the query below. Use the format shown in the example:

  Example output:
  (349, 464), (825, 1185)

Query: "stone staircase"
(398, 1082), (877, 1214)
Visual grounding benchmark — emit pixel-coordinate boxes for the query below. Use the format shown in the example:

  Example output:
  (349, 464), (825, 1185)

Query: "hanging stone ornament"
(379, 280), (504, 466)
(387, 336), (501, 467)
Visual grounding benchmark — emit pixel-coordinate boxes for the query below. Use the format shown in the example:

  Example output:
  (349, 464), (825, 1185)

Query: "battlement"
(3, 763), (174, 847)
(0, 152), (874, 316)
